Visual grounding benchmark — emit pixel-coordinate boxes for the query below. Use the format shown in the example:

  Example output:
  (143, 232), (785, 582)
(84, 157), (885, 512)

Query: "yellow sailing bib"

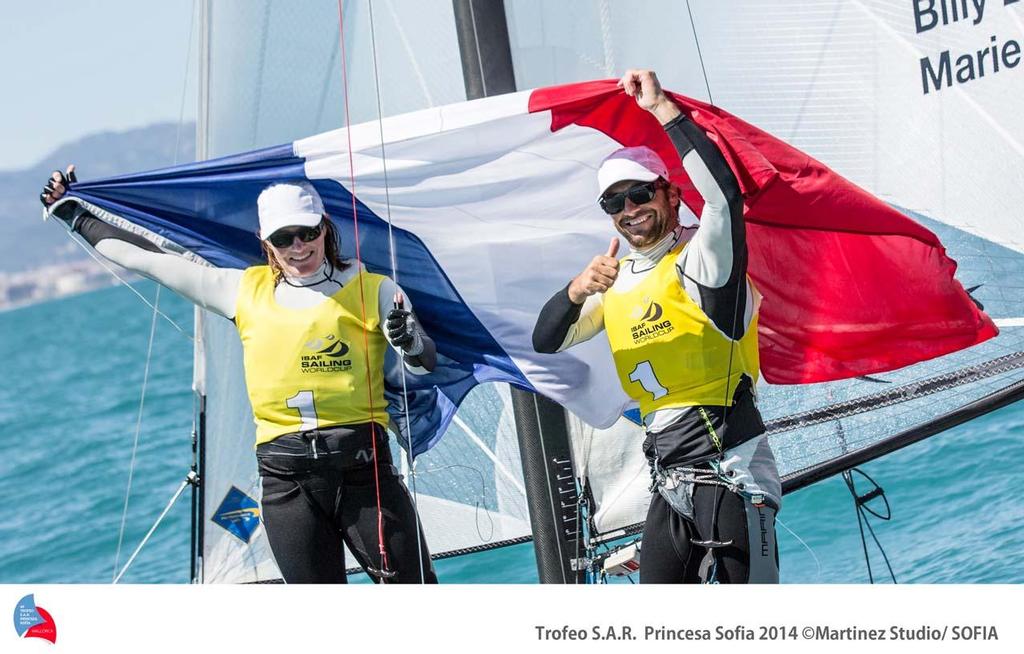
(604, 243), (760, 418)
(234, 266), (388, 445)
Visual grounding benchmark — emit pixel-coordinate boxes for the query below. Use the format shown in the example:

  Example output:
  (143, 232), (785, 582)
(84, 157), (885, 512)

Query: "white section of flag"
(296, 93), (656, 429)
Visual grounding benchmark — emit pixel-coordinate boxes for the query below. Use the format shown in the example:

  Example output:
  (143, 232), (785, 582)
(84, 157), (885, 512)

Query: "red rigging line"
(336, 0), (390, 577)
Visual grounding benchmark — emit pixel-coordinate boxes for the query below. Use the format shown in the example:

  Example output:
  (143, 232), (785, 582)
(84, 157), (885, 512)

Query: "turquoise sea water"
(1, 283), (1022, 584)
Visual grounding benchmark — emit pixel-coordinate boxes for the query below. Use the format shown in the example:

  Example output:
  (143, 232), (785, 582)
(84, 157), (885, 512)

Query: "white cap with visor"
(257, 181), (325, 240)
(596, 146), (669, 197)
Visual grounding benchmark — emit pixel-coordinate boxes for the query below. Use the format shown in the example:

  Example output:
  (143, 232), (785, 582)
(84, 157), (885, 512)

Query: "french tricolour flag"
(67, 80), (996, 455)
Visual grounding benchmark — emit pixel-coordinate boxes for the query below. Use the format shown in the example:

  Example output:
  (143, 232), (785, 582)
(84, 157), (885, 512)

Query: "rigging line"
(54, 222), (193, 340)
(113, 472), (195, 584)
(173, 0), (198, 168)
(597, 0), (615, 77)
(467, 0), (488, 97)
(686, 1), (739, 566)
(112, 1), (198, 582)
(249, 0), (272, 145)
(50, 0), (198, 340)
(685, 0), (714, 106)
(112, 284), (162, 581)
(417, 464), (495, 542)
(776, 516), (822, 582)
(381, 0), (434, 106)
(367, 0), (425, 584)
(451, 413), (527, 496)
(336, 0), (391, 579)
(847, 470), (875, 583)
(844, 468), (896, 583)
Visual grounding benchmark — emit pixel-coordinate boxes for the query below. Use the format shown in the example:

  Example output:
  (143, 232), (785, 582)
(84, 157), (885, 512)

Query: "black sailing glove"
(40, 168), (78, 223)
(385, 305), (424, 356)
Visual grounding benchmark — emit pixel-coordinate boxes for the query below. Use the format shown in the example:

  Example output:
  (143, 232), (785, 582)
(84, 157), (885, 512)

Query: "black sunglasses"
(267, 223), (323, 248)
(598, 180), (663, 215)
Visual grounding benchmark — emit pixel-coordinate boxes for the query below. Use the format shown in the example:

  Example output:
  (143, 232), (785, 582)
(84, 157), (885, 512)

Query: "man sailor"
(532, 69), (781, 583)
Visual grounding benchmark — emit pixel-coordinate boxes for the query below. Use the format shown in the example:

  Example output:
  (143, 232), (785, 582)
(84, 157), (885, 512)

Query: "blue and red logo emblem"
(13, 594), (57, 644)
(212, 486), (262, 543)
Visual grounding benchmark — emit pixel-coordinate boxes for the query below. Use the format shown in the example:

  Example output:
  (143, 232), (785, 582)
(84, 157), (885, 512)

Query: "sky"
(0, 0), (197, 171)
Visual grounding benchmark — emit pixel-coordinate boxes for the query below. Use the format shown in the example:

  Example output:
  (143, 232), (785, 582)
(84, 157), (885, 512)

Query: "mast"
(451, 0), (584, 584)
(190, 0), (212, 584)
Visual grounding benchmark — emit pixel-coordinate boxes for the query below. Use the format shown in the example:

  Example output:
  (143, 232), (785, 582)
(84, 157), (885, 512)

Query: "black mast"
(191, 0), (211, 584)
(451, 0), (584, 584)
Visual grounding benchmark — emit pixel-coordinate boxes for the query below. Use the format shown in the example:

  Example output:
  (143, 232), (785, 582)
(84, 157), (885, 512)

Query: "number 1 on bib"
(286, 390), (320, 431)
(628, 360), (668, 400)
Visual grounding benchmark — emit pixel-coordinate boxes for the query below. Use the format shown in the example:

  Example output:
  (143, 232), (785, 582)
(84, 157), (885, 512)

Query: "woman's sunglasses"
(267, 223), (323, 248)
(598, 180), (663, 215)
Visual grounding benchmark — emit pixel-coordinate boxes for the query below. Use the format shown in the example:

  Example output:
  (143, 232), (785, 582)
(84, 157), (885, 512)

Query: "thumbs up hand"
(386, 291), (424, 355)
(567, 238), (621, 304)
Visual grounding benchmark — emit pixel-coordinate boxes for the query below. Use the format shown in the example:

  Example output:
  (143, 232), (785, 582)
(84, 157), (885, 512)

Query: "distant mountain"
(0, 123), (195, 273)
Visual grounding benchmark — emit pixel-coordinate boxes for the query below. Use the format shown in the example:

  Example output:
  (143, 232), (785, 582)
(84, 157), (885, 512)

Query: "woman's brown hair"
(260, 216), (350, 283)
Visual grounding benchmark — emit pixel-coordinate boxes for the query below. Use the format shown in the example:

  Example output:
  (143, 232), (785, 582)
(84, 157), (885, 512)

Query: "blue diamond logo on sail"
(212, 487), (261, 543)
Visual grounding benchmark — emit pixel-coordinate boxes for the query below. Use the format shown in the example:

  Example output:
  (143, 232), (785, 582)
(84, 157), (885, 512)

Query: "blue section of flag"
(13, 594), (43, 637)
(67, 147), (530, 455)
(212, 487), (262, 544)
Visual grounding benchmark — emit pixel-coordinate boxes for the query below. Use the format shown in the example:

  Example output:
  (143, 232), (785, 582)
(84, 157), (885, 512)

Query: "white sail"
(196, 0), (537, 582)
(195, 0), (1024, 579)
(504, 0), (1024, 540)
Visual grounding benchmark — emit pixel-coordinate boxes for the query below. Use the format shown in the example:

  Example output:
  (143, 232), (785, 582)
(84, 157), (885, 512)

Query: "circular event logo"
(12, 594), (57, 644)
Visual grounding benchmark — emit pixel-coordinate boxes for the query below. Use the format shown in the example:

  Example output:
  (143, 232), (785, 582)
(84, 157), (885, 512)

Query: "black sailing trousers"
(257, 423), (437, 584)
(639, 481), (779, 584)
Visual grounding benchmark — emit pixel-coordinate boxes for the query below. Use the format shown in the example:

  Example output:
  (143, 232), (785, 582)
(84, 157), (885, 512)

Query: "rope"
(56, 220), (192, 340)
(683, 0), (737, 582)
(335, 0), (391, 580)
(111, 285), (162, 580)
(843, 467), (897, 584)
(111, 0), (200, 580)
(417, 464), (494, 542)
(55, 0), (198, 342)
(685, 0), (715, 106)
(367, 0), (426, 584)
(113, 473), (195, 584)
(776, 516), (822, 582)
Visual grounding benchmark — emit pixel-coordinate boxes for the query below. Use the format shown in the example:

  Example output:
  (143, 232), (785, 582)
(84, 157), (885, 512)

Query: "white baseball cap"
(596, 146), (669, 197)
(257, 181), (325, 240)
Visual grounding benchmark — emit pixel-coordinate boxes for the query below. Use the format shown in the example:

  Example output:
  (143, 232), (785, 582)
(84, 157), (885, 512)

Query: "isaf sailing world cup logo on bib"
(12, 594), (56, 644)
(629, 296), (673, 344)
(300, 334), (352, 373)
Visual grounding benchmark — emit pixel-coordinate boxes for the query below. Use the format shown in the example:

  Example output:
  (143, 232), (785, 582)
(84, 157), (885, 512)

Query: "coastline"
(0, 258), (134, 313)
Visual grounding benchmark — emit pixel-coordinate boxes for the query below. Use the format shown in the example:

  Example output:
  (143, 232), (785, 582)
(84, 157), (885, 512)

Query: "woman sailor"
(42, 171), (437, 584)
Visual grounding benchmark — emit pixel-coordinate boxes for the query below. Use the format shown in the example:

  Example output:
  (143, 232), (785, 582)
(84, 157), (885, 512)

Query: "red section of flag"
(529, 80), (997, 384)
(25, 607), (57, 644)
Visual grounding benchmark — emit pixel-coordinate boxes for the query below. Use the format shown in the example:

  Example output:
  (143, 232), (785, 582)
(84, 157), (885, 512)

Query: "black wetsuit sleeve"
(664, 114), (749, 340)
(532, 283), (583, 353)
(73, 209), (162, 253)
(51, 202), (243, 319)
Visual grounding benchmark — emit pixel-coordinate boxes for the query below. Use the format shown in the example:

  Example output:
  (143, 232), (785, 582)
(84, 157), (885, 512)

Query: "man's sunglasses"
(267, 223), (323, 248)
(598, 180), (663, 215)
